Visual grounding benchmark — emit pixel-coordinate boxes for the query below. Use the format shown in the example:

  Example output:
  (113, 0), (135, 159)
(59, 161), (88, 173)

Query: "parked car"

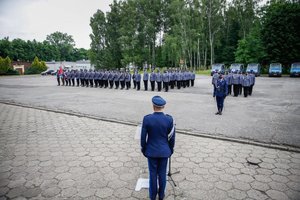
(269, 63), (282, 77)
(51, 71), (57, 76)
(211, 63), (225, 76)
(41, 69), (54, 76)
(246, 63), (261, 76)
(230, 63), (244, 73)
(290, 62), (300, 77)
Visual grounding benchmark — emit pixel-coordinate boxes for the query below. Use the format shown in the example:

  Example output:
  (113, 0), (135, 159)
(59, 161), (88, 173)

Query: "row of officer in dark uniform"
(56, 68), (196, 92)
(212, 71), (256, 98)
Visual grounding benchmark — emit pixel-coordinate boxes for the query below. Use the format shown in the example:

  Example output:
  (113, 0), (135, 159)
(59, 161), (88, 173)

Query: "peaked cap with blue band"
(152, 96), (166, 107)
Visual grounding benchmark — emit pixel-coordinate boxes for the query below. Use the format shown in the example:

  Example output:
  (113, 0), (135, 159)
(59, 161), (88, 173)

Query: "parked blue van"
(230, 63), (244, 73)
(269, 63), (282, 77)
(290, 63), (300, 77)
(211, 63), (225, 76)
(246, 63), (261, 77)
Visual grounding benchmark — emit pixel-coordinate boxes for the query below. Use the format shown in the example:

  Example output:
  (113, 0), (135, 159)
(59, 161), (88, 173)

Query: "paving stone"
(6, 187), (26, 199)
(236, 174), (255, 183)
(268, 181), (289, 192)
(247, 189), (268, 200)
(0, 187), (9, 196)
(215, 181), (233, 191)
(113, 187), (132, 198)
(228, 189), (247, 199)
(266, 189), (289, 200)
(233, 181), (251, 191)
(22, 188), (41, 198)
(95, 187), (114, 198)
(61, 187), (77, 197)
(41, 186), (61, 198)
(76, 187), (96, 198)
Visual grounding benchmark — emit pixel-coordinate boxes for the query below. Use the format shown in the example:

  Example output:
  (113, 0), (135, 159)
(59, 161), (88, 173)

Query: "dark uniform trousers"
(126, 81), (130, 90)
(76, 78), (80, 86)
(249, 85), (253, 96)
(148, 157), (168, 200)
(144, 81), (148, 91)
(228, 85), (232, 95)
(109, 80), (114, 88)
(177, 81), (181, 89)
(233, 84), (239, 97)
(216, 96), (225, 112)
(57, 77), (60, 86)
(163, 82), (169, 92)
(85, 79), (89, 87)
(133, 80), (136, 89)
(90, 79), (93, 87)
(115, 81), (119, 89)
(72, 79), (75, 86)
(243, 86), (249, 97)
(120, 81), (125, 89)
(157, 82), (162, 91)
(238, 84), (242, 95)
(150, 81), (155, 91)
(104, 80), (108, 88)
(136, 81), (141, 90)
(80, 79), (84, 86)
(191, 79), (195, 87)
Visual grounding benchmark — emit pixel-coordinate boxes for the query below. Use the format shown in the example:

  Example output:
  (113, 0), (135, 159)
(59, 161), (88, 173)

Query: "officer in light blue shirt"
(141, 96), (175, 200)
(108, 70), (114, 89)
(232, 72), (240, 97)
(249, 71), (255, 96)
(125, 71), (131, 90)
(162, 71), (170, 92)
(143, 70), (149, 91)
(135, 71), (141, 91)
(242, 73), (251, 97)
(156, 70), (163, 92)
(150, 70), (156, 91)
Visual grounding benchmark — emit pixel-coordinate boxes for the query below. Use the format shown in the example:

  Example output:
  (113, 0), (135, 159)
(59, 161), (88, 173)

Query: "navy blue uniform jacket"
(141, 112), (175, 158)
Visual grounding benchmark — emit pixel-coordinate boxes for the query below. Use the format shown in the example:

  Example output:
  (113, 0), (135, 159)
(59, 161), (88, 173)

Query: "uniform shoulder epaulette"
(165, 114), (173, 119)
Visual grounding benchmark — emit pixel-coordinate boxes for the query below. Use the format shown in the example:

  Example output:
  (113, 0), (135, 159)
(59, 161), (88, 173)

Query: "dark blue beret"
(152, 96), (166, 107)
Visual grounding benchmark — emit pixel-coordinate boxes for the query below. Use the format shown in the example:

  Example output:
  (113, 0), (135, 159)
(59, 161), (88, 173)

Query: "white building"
(46, 60), (95, 71)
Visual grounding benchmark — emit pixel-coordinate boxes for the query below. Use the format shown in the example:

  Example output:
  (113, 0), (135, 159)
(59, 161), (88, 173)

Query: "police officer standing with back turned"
(141, 96), (175, 200)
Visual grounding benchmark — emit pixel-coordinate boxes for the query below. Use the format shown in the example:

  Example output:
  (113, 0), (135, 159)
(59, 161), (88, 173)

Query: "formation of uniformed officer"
(213, 71), (256, 98)
(213, 73), (228, 115)
(141, 96), (175, 200)
(57, 68), (196, 93)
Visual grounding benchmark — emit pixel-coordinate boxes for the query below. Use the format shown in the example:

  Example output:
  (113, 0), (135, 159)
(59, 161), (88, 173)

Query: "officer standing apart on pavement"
(141, 96), (175, 200)
(213, 74), (228, 115)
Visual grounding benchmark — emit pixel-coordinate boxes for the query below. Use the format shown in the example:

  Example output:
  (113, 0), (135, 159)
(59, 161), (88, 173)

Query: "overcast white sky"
(0, 0), (113, 49)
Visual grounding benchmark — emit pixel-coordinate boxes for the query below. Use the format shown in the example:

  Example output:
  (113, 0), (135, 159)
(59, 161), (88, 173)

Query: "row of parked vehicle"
(211, 62), (300, 77)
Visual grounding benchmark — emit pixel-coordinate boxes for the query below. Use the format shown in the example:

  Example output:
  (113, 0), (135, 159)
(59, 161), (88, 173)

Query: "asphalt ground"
(0, 75), (299, 148)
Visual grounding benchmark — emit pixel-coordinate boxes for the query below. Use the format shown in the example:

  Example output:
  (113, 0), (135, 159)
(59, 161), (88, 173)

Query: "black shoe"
(215, 112), (219, 115)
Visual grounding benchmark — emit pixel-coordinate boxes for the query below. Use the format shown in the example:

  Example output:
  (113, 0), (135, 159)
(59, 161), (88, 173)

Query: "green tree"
(261, 1), (300, 64)
(46, 31), (75, 61)
(0, 56), (12, 75)
(235, 20), (266, 63)
(25, 56), (47, 74)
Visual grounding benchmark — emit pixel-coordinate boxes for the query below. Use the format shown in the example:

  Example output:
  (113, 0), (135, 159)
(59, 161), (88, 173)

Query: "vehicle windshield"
(247, 65), (258, 70)
(270, 63), (281, 70)
(230, 64), (241, 69)
(291, 63), (300, 70)
(212, 64), (222, 70)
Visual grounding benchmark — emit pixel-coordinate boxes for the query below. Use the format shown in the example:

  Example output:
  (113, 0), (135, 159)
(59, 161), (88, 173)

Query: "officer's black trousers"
(187, 80), (190, 87)
(80, 79), (84, 86)
(177, 81), (181, 89)
(233, 85), (239, 96)
(157, 82), (162, 91)
(182, 81), (186, 88)
(133, 81), (136, 89)
(150, 81), (155, 91)
(191, 80), (194, 87)
(57, 77), (60, 86)
(136, 81), (140, 90)
(126, 81), (130, 89)
(104, 80), (108, 88)
(228, 85), (232, 95)
(76, 79), (79, 86)
(72, 79), (75, 86)
(216, 96), (225, 112)
(243, 86), (249, 97)
(239, 84), (242, 95)
(115, 81), (119, 89)
(109, 80), (113, 88)
(143, 81), (148, 91)
(90, 79), (93, 87)
(249, 85), (253, 96)
(121, 81), (125, 89)
(61, 78), (65, 86)
(85, 79), (89, 87)
(163, 82), (169, 92)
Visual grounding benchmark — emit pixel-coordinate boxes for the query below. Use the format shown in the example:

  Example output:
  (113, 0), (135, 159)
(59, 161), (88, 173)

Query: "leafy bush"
(25, 56), (47, 74)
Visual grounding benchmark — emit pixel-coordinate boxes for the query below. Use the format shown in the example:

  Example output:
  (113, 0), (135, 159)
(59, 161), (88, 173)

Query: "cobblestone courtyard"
(0, 103), (299, 199)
